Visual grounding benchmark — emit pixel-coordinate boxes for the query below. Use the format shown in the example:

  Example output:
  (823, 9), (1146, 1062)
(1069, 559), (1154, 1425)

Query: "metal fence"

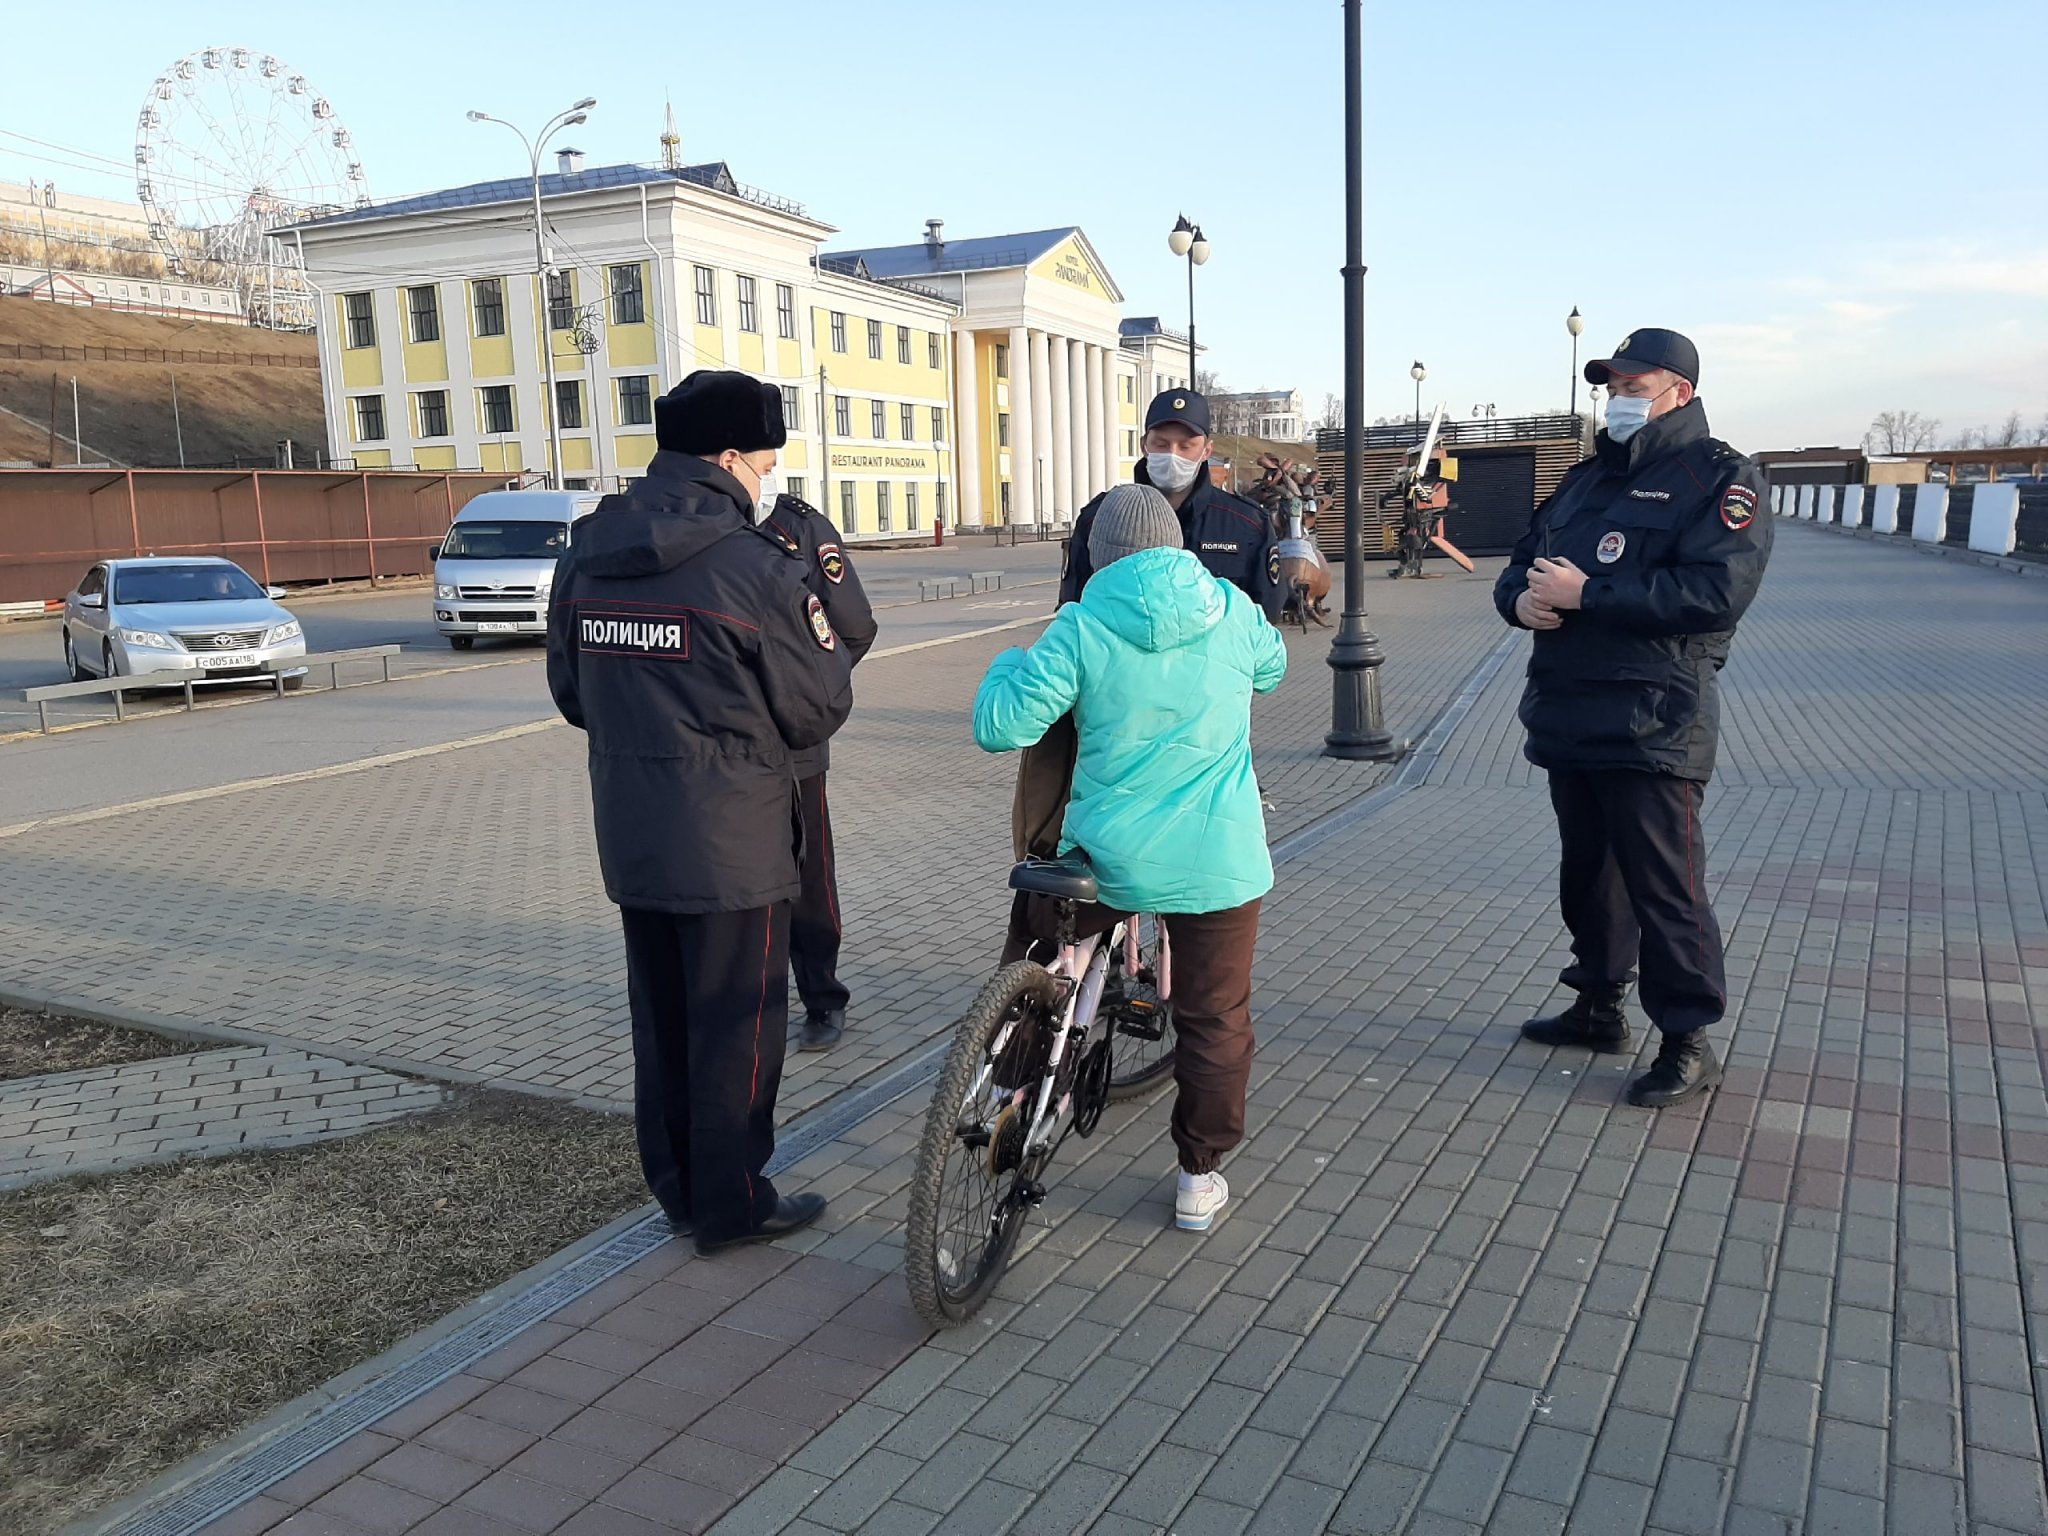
(0, 342), (315, 368)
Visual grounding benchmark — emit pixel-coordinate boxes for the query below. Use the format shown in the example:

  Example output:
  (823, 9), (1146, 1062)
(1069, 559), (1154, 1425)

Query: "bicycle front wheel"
(906, 961), (1060, 1328)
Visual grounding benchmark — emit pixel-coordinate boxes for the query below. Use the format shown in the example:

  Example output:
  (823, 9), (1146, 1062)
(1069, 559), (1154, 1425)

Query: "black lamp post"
(1167, 215), (1210, 389)
(1325, 0), (1398, 762)
(1410, 361), (1426, 424)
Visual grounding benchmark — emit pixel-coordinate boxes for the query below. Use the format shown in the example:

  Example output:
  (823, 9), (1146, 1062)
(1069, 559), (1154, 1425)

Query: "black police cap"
(1584, 328), (1699, 387)
(1144, 388), (1212, 436)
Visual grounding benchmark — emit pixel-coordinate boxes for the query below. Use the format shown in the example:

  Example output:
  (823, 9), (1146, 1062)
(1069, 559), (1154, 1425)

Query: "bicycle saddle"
(1009, 853), (1099, 904)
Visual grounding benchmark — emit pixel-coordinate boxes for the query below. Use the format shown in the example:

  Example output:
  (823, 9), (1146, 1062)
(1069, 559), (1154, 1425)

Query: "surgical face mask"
(756, 470), (779, 508)
(1146, 451), (1202, 492)
(1603, 385), (1674, 443)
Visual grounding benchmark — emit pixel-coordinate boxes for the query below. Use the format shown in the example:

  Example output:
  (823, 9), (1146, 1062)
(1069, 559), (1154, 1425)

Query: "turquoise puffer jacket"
(974, 546), (1287, 914)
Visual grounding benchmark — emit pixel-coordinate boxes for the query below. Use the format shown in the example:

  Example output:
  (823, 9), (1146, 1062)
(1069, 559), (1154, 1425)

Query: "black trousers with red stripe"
(1548, 768), (1727, 1036)
(619, 903), (789, 1241)
(790, 773), (849, 1017)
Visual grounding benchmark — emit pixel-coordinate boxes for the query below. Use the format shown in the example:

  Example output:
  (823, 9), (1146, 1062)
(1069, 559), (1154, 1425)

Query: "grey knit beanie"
(1088, 484), (1182, 570)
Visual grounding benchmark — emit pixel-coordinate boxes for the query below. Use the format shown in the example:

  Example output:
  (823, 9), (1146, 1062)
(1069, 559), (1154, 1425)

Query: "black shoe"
(1628, 1032), (1722, 1108)
(1521, 988), (1631, 1051)
(797, 1008), (845, 1053)
(693, 1193), (828, 1257)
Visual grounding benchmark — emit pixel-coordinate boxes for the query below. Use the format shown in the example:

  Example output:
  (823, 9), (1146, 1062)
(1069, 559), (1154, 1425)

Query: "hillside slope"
(0, 299), (325, 468)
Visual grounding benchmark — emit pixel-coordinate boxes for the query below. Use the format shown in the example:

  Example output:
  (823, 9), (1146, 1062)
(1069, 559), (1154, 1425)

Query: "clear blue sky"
(7, 1), (2043, 451)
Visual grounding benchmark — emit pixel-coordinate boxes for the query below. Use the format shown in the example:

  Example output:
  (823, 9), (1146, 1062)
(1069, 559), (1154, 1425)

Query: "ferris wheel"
(133, 47), (371, 320)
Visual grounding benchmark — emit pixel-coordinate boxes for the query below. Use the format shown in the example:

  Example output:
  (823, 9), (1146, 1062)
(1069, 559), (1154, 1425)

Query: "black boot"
(1627, 1032), (1722, 1108)
(1521, 987), (1631, 1051)
(694, 1192), (827, 1257)
(797, 1008), (845, 1052)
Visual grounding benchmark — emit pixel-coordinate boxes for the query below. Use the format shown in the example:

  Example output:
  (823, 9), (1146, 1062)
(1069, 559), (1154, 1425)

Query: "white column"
(1007, 324), (1034, 525)
(1067, 340), (1090, 509)
(955, 330), (983, 527)
(1029, 328), (1054, 526)
(1047, 334), (1074, 521)
(1085, 344), (1107, 499)
(1101, 346), (1122, 485)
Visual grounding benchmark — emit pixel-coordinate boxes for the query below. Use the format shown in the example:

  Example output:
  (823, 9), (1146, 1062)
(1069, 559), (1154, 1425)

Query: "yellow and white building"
(290, 155), (1201, 538)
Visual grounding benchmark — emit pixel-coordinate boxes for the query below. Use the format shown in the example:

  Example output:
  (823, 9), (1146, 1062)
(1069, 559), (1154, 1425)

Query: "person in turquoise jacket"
(973, 484), (1286, 1231)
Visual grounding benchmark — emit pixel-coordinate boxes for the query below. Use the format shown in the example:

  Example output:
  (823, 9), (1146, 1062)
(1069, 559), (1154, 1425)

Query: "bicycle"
(905, 853), (1175, 1328)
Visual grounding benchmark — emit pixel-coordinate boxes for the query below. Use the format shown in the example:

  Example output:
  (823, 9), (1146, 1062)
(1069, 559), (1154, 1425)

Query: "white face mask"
(1604, 384), (1676, 443)
(1146, 451), (1202, 492)
(756, 470), (779, 508)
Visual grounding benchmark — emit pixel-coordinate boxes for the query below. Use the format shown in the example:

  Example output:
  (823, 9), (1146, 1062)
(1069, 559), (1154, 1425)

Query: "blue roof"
(1121, 315), (1188, 342)
(822, 227), (1077, 280)
(289, 161), (807, 230)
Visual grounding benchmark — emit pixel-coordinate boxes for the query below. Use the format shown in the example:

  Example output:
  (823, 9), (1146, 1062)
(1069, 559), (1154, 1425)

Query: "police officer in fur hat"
(547, 369), (853, 1255)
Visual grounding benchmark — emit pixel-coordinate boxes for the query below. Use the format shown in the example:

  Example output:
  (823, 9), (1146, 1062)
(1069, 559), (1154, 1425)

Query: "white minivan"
(431, 489), (604, 648)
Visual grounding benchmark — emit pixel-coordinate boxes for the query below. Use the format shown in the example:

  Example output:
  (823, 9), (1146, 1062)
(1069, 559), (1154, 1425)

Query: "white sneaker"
(1175, 1171), (1229, 1231)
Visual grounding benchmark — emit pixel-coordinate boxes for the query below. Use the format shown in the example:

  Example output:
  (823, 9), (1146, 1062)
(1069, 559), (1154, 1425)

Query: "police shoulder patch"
(818, 542), (846, 584)
(1267, 545), (1282, 585)
(1720, 483), (1758, 530)
(806, 593), (836, 651)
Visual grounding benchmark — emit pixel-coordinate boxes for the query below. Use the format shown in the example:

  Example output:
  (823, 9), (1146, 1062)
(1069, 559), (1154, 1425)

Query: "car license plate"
(477, 622), (520, 633)
(198, 652), (256, 669)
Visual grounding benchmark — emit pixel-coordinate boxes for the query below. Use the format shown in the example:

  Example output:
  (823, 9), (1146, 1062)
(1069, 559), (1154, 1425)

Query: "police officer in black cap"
(547, 369), (853, 1254)
(1495, 328), (1771, 1108)
(1062, 389), (1285, 619)
(757, 492), (877, 1052)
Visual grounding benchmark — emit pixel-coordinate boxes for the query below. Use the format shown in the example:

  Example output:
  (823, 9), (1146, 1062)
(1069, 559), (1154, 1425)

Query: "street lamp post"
(1325, 0), (1397, 762)
(1410, 361), (1426, 425)
(1167, 215), (1210, 389)
(467, 98), (597, 489)
(1566, 306), (1584, 420)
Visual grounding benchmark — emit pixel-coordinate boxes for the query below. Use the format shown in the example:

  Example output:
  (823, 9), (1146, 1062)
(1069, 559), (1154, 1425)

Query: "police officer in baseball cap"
(547, 369), (853, 1254)
(1494, 327), (1771, 1109)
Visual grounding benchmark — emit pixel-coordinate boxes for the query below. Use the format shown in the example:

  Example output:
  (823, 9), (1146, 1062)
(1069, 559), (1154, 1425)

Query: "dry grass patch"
(0, 1089), (643, 1535)
(0, 1007), (191, 1084)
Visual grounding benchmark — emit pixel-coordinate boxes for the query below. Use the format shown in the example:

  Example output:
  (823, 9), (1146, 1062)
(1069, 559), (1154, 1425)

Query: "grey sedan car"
(62, 557), (309, 688)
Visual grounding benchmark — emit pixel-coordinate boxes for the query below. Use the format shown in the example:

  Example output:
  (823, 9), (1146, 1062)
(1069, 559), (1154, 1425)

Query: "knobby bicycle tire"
(905, 960), (1060, 1328)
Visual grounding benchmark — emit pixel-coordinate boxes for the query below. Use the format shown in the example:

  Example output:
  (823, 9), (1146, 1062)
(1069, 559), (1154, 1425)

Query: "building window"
(417, 390), (450, 438)
(871, 399), (886, 439)
(692, 265), (717, 326)
(472, 278), (505, 337)
(830, 311), (846, 352)
(610, 264), (644, 325)
(780, 385), (801, 430)
(906, 482), (920, 530)
(776, 282), (796, 339)
(1124, 429), (1137, 456)
(897, 325), (912, 365)
(619, 376), (653, 426)
(929, 332), (942, 369)
(405, 285), (440, 344)
(867, 319), (882, 360)
(931, 406), (945, 441)
(555, 380), (584, 431)
(480, 385), (515, 435)
(547, 270), (575, 330)
(994, 343), (1009, 379)
(786, 475), (805, 502)
(833, 395), (851, 437)
(737, 274), (759, 333)
(998, 411), (1010, 449)
(840, 479), (856, 529)
(355, 395), (386, 442)
(936, 482), (947, 523)
(900, 403), (916, 440)
(877, 481), (892, 531)
(343, 291), (375, 350)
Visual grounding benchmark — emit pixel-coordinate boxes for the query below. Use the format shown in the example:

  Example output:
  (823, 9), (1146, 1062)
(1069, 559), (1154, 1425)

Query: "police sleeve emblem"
(1720, 484), (1758, 531)
(806, 593), (837, 651)
(1267, 545), (1282, 585)
(818, 543), (846, 584)
(1596, 531), (1627, 564)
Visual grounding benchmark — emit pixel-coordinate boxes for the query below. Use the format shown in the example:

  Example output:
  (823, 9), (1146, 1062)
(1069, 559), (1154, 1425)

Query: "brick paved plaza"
(8, 526), (2048, 1535)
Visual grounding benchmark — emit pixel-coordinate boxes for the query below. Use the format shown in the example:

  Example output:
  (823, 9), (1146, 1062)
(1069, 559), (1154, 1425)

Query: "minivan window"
(113, 564), (265, 604)
(440, 521), (569, 559)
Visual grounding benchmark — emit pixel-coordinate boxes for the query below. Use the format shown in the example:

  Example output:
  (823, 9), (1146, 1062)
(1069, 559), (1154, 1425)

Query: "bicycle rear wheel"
(1106, 915), (1176, 1100)
(906, 961), (1061, 1328)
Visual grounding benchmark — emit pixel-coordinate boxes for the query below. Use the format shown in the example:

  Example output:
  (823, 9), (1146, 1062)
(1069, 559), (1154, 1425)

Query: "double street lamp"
(1166, 215), (1210, 389)
(467, 98), (598, 489)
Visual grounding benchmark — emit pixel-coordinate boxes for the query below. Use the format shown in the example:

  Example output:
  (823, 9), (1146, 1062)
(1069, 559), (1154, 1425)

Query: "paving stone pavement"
(157, 525), (2048, 1536)
(0, 1043), (443, 1189)
(0, 564), (1504, 1121)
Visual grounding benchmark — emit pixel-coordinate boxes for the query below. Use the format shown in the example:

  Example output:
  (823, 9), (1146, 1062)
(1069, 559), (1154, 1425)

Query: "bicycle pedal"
(1116, 1016), (1166, 1042)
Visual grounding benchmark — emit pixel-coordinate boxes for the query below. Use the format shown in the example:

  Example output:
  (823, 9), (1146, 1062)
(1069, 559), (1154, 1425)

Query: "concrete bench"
(919, 578), (961, 602)
(21, 645), (401, 733)
(971, 570), (1004, 593)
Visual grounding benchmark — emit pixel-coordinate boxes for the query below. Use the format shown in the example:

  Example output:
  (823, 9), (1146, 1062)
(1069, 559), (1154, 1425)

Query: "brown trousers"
(1001, 895), (1262, 1176)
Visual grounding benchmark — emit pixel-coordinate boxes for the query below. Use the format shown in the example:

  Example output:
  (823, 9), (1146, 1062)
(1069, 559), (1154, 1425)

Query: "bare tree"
(1987, 410), (2025, 448)
(1948, 425), (1982, 451)
(1315, 392), (1344, 431)
(1195, 369), (1225, 396)
(2037, 413), (2048, 447)
(1864, 410), (1941, 453)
